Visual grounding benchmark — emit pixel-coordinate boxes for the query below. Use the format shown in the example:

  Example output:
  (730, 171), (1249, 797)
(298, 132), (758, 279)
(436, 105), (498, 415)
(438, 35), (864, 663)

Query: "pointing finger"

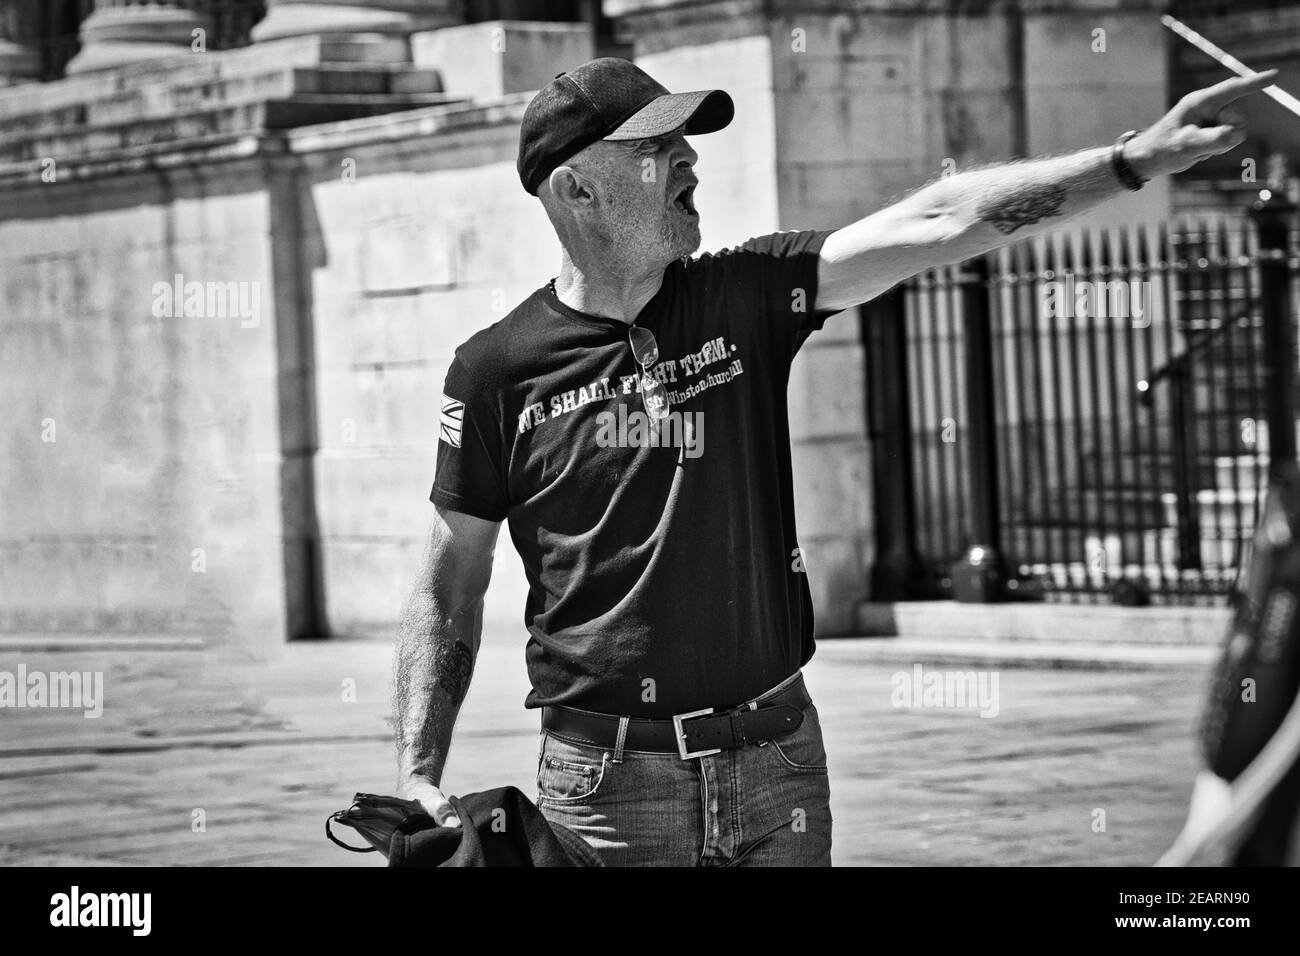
(1189, 68), (1280, 113)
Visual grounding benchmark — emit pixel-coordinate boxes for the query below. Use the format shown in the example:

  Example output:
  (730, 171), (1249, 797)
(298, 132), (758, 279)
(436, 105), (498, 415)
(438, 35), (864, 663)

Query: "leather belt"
(541, 674), (810, 759)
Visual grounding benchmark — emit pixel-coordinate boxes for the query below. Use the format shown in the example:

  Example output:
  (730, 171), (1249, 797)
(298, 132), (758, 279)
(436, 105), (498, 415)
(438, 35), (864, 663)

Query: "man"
(393, 57), (1276, 866)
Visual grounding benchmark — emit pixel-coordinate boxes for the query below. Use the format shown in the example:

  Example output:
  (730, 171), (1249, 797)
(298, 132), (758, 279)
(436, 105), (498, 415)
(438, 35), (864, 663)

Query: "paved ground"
(0, 634), (1210, 866)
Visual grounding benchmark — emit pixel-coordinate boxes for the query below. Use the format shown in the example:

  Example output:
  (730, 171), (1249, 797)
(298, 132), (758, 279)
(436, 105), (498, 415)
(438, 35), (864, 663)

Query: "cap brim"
(602, 89), (734, 141)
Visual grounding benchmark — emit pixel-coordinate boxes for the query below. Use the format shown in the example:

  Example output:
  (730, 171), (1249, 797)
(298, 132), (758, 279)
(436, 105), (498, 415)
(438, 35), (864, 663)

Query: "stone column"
(250, 0), (459, 42)
(0, 0), (41, 86)
(65, 0), (211, 75)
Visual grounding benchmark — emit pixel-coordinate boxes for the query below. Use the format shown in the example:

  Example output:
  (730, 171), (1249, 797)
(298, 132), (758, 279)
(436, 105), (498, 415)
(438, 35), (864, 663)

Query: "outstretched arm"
(817, 69), (1278, 312)
(392, 504), (500, 827)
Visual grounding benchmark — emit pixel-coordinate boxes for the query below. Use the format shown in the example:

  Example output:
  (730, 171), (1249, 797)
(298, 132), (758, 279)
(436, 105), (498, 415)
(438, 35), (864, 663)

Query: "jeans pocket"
(536, 733), (610, 804)
(767, 703), (829, 774)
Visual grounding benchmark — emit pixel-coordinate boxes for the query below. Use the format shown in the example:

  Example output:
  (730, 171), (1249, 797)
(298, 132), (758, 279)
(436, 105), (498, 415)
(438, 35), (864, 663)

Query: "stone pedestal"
(65, 0), (211, 75)
(250, 0), (459, 42)
(0, 0), (40, 86)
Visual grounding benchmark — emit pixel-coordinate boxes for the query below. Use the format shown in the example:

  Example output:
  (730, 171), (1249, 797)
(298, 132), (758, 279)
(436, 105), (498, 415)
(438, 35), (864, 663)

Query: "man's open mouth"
(671, 184), (698, 218)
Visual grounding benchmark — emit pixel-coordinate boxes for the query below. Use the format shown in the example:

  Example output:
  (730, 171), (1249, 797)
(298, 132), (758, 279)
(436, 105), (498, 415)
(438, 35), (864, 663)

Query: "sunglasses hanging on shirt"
(628, 325), (670, 422)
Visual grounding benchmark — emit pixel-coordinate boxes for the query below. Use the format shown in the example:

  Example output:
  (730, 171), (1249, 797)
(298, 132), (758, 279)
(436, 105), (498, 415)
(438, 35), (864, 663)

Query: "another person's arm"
(817, 70), (1277, 311)
(392, 505), (501, 827)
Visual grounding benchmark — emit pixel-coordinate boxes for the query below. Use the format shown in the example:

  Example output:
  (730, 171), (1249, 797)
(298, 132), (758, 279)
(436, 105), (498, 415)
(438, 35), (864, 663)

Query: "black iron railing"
(867, 197), (1299, 605)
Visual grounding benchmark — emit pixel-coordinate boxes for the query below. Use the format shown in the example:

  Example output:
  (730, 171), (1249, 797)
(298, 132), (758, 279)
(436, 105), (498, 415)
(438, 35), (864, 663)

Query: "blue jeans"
(536, 671), (833, 866)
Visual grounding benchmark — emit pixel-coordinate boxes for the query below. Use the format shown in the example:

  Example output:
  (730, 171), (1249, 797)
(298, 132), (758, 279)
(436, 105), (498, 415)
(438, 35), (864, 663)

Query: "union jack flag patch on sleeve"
(439, 395), (465, 448)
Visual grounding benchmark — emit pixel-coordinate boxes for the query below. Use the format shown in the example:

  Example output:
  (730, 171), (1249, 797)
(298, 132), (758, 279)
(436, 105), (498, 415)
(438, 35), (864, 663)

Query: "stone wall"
(0, 23), (590, 652)
(0, 161), (289, 649)
(296, 105), (545, 641)
(771, 8), (1025, 632)
(1022, 4), (1171, 227)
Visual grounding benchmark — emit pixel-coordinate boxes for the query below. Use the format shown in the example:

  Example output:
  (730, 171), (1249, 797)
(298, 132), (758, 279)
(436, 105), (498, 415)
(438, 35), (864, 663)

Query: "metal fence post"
(1168, 352), (1201, 572)
(958, 256), (1005, 598)
(863, 286), (921, 599)
(1253, 193), (1298, 476)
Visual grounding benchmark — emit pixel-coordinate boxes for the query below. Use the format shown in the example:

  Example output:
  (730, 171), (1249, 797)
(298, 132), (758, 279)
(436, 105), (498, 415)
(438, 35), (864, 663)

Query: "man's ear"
(547, 166), (598, 211)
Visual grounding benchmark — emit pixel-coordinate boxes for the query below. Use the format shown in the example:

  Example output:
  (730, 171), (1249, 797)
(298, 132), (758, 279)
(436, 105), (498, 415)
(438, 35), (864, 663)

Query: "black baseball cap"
(517, 57), (734, 195)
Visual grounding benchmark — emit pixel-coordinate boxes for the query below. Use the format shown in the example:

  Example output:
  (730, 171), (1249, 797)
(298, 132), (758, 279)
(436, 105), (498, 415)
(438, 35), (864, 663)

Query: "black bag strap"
(325, 809), (378, 853)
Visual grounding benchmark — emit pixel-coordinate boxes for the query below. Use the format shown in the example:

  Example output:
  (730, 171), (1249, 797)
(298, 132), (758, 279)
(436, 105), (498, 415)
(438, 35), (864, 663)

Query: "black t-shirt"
(431, 229), (841, 717)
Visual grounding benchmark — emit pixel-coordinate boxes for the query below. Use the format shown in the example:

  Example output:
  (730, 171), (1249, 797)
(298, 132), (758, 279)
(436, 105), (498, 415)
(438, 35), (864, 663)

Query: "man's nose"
(670, 135), (698, 169)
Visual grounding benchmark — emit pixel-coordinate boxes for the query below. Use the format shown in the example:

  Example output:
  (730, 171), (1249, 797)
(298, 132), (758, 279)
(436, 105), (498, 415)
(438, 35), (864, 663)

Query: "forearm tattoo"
(392, 593), (477, 778)
(433, 640), (474, 707)
(977, 182), (1068, 235)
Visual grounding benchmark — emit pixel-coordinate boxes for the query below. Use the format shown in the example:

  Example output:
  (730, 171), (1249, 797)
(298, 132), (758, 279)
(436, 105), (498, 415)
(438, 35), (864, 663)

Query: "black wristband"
(1111, 130), (1148, 191)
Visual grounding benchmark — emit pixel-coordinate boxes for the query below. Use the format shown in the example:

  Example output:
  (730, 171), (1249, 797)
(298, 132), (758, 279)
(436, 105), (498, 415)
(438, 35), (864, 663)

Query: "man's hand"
(1125, 69), (1278, 179)
(398, 775), (461, 828)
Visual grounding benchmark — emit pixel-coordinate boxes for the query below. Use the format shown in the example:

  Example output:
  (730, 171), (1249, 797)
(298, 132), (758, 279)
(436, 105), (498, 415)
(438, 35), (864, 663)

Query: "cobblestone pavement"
(0, 635), (1207, 866)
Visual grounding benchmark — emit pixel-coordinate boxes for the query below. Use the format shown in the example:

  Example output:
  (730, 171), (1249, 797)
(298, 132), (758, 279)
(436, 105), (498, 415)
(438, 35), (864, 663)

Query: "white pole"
(1161, 13), (1300, 120)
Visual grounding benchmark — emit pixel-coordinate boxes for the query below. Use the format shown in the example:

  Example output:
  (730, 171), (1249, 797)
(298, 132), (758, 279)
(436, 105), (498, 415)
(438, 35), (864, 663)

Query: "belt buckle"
(672, 707), (721, 760)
